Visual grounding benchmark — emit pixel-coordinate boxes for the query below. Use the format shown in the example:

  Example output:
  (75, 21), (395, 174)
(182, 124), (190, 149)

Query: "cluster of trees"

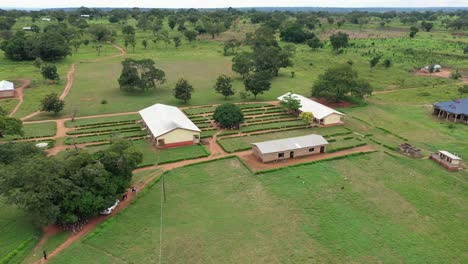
(118, 58), (166, 92)
(0, 140), (142, 225)
(0, 106), (22, 138)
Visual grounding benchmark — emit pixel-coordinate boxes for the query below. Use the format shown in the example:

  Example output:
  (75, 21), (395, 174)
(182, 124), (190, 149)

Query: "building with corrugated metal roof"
(433, 98), (468, 124)
(251, 134), (328, 163)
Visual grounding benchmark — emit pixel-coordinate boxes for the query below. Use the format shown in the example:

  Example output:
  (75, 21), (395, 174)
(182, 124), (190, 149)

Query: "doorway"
(290, 151), (295, 158)
(320, 146), (325, 153)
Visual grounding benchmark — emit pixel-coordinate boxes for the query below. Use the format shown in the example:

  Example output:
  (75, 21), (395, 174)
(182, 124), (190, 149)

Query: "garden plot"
(64, 114), (140, 128)
(0, 121), (57, 141)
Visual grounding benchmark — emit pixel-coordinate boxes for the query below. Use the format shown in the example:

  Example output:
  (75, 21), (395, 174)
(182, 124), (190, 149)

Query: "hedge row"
(376, 127), (408, 141)
(67, 125), (142, 135)
(255, 151), (377, 174)
(0, 236), (35, 264)
(241, 120), (307, 133)
(351, 116), (372, 126)
(369, 138), (398, 151)
(65, 131), (147, 145)
(328, 142), (367, 153)
(66, 118), (140, 128)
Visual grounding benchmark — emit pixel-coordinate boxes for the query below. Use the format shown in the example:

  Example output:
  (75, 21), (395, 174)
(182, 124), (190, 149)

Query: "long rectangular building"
(433, 98), (468, 124)
(251, 134), (328, 163)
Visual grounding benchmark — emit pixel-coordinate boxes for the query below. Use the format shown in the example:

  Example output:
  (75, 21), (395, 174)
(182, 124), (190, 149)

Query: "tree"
(451, 69), (462, 80)
(88, 24), (111, 42)
(174, 78), (194, 103)
(299, 112), (314, 123)
(71, 39), (82, 52)
(0, 140), (142, 226)
(33, 57), (43, 71)
(279, 93), (302, 114)
(409, 26), (419, 38)
(168, 16), (177, 30)
(232, 52), (253, 79)
(243, 71), (271, 99)
(35, 31), (71, 61)
(214, 74), (234, 99)
(213, 103), (244, 129)
(312, 64), (372, 102)
(122, 25), (135, 36)
(118, 58), (166, 93)
(0, 110), (23, 138)
(173, 36), (181, 48)
(464, 46), (468, 54)
(223, 39), (241, 56)
(124, 34), (136, 52)
(369, 55), (381, 69)
(40, 93), (65, 114)
(329, 32), (349, 50)
(184, 30), (198, 43)
(280, 23), (312, 43)
(307, 36), (323, 49)
(142, 39), (148, 49)
(458, 85), (468, 96)
(41, 65), (60, 82)
(421, 21), (434, 32)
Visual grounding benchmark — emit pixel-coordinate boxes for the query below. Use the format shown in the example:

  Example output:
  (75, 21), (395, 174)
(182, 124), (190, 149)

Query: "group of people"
(121, 186), (137, 201)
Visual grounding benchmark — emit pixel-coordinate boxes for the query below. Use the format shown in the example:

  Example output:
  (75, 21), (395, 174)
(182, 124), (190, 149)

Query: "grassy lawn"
(0, 98), (18, 114)
(64, 130), (146, 145)
(0, 121), (56, 141)
(218, 126), (349, 152)
(64, 114), (140, 128)
(49, 154), (468, 263)
(0, 198), (40, 264)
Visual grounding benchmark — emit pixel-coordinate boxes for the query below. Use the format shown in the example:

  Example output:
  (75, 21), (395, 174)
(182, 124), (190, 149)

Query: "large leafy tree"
(41, 64), (60, 82)
(118, 58), (166, 93)
(174, 78), (194, 103)
(243, 71), (271, 99)
(329, 31), (349, 50)
(214, 74), (235, 99)
(280, 23), (313, 43)
(279, 93), (302, 113)
(232, 52), (254, 79)
(213, 103), (244, 129)
(312, 64), (372, 102)
(40, 93), (65, 115)
(0, 140), (142, 226)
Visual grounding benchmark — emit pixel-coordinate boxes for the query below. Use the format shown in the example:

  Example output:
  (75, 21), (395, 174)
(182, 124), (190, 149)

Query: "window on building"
(309, 148), (315, 152)
(278, 153), (284, 158)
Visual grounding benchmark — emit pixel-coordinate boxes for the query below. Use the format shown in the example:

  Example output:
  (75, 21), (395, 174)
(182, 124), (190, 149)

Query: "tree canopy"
(0, 140), (142, 226)
(214, 74), (235, 99)
(329, 32), (349, 50)
(312, 64), (372, 102)
(213, 103), (244, 129)
(0, 107), (23, 138)
(174, 78), (194, 103)
(243, 71), (271, 99)
(118, 58), (166, 93)
(279, 93), (302, 113)
(40, 93), (65, 114)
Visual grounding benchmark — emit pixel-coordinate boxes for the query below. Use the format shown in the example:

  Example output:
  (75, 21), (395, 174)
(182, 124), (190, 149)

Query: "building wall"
(0, 90), (15, 98)
(155, 128), (200, 146)
(323, 113), (343, 125)
(253, 144), (327, 163)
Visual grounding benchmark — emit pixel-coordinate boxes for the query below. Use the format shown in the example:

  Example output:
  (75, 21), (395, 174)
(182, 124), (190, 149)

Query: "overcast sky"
(1, 0), (467, 9)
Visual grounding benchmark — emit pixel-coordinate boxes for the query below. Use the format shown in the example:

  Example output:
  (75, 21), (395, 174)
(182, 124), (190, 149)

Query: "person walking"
(43, 250), (47, 260)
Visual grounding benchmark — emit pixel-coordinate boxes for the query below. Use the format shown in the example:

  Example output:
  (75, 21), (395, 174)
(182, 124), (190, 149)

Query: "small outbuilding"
(0, 80), (15, 98)
(251, 134), (328, 163)
(422, 64), (442, 72)
(41, 18), (51, 22)
(139, 103), (201, 148)
(22, 26), (32, 31)
(278, 93), (344, 126)
(80, 15), (90, 18)
(433, 98), (468, 124)
(430, 150), (463, 171)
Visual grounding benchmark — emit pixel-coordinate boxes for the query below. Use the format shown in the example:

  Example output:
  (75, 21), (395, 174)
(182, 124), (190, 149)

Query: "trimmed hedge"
(67, 124), (142, 135)
(376, 127), (408, 141)
(328, 143), (367, 153)
(0, 236), (35, 264)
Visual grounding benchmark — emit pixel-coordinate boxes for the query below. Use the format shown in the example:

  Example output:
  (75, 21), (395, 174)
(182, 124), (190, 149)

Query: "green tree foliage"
(213, 103), (244, 129)
(369, 55), (382, 68)
(243, 71), (271, 99)
(214, 74), (235, 99)
(421, 21), (434, 32)
(184, 30), (198, 43)
(122, 25), (135, 36)
(300, 112), (314, 123)
(223, 38), (241, 56)
(383, 59), (392, 68)
(118, 58), (166, 93)
(458, 85), (468, 96)
(0, 16), (15, 30)
(312, 64), (372, 102)
(174, 78), (194, 103)
(232, 52), (254, 79)
(279, 23), (313, 43)
(142, 39), (148, 49)
(279, 93), (302, 113)
(0, 140), (142, 226)
(88, 24), (111, 42)
(307, 36), (323, 49)
(0, 108), (23, 138)
(329, 32), (349, 50)
(173, 36), (182, 48)
(40, 93), (65, 114)
(41, 64), (60, 82)
(409, 26), (419, 38)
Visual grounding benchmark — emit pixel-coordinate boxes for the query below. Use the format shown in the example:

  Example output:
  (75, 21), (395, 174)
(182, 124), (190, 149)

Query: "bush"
(213, 104), (244, 129)
(101, 99), (108, 104)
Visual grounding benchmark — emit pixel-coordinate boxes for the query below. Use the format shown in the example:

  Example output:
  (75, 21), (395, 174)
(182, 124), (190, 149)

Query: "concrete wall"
(0, 90), (15, 98)
(156, 128), (200, 146)
(253, 144), (327, 163)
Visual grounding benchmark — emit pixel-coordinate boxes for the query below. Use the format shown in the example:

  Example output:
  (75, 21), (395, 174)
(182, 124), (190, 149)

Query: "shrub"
(101, 99), (108, 104)
(213, 103), (244, 129)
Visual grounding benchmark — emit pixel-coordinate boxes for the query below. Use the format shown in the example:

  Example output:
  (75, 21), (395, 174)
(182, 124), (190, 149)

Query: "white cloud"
(1, 0), (467, 8)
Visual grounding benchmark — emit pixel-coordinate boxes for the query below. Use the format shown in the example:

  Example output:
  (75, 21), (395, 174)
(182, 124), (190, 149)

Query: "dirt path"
(39, 170), (162, 263)
(21, 44), (127, 122)
(8, 79), (31, 117)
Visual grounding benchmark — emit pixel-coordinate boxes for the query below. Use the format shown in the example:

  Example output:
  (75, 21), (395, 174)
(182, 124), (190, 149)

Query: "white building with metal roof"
(251, 134), (329, 163)
(278, 93), (344, 126)
(139, 104), (201, 148)
(0, 80), (15, 98)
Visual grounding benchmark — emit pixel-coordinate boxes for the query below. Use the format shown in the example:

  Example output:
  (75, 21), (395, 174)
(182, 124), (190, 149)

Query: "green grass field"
(0, 121), (56, 141)
(48, 154), (468, 263)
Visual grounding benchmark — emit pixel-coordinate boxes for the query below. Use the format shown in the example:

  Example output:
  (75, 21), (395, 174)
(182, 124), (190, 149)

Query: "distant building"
(139, 104), (201, 148)
(251, 134), (328, 163)
(41, 18), (51, 22)
(433, 98), (468, 124)
(22, 26), (32, 31)
(422, 64), (442, 72)
(80, 15), (90, 18)
(430, 150), (463, 171)
(0, 80), (15, 98)
(278, 93), (344, 126)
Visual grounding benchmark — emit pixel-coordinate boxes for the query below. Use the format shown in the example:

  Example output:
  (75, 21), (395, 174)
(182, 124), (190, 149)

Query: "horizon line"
(1, 6), (468, 10)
